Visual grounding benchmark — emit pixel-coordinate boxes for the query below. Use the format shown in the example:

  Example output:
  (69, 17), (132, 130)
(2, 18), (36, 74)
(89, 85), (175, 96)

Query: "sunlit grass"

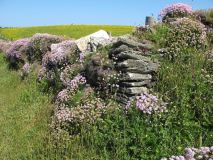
(0, 54), (53, 159)
(0, 25), (133, 40)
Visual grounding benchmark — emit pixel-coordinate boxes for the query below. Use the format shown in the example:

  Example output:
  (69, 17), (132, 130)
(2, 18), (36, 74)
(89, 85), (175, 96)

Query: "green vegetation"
(0, 18), (212, 159)
(0, 54), (99, 159)
(76, 26), (213, 159)
(0, 25), (133, 40)
(0, 54), (51, 159)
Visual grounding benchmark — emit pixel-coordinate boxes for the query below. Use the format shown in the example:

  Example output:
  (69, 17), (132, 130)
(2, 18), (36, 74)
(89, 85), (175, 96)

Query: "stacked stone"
(109, 36), (160, 105)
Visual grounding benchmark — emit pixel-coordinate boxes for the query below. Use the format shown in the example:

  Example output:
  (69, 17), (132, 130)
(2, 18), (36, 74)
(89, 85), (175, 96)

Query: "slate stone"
(115, 51), (151, 60)
(109, 44), (130, 57)
(120, 73), (152, 81)
(120, 80), (151, 87)
(119, 87), (148, 95)
(112, 37), (154, 51)
(116, 59), (159, 73)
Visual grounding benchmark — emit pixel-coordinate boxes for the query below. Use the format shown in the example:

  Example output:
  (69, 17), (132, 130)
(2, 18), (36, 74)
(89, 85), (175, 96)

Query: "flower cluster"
(161, 146), (213, 160)
(136, 92), (167, 114)
(38, 40), (82, 89)
(42, 40), (79, 69)
(28, 33), (64, 62)
(67, 74), (86, 91)
(60, 64), (83, 87)
(164, 18), (207, 59)
(55, 107), (72, 124)
(56, 89), (70, 106)
(68, 98), (107, 125)
(6, 38), (31, 68)
(125, 92), (167, 114)
(48, 40), (79, 67)
(55, 95), (107, 127)
(38, 66), (56, 82)
(159, 3), (193, 21)
(21, 62), (30, 78)
(170, 18), (207, 44)
(55, 74), (86, 107)
(53, 85), (111, 131)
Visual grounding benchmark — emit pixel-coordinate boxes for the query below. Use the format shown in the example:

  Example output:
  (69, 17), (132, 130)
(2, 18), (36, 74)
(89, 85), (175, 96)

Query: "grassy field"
(0, 25), (133, 40)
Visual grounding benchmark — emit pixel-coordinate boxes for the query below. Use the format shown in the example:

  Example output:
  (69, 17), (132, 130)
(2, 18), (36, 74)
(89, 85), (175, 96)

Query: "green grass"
(0, 25), (133, 40)
(0, 54), (53, 159)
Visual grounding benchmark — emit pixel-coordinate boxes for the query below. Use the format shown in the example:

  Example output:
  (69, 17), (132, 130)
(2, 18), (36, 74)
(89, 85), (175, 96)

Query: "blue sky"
(0, 0), (212, 27)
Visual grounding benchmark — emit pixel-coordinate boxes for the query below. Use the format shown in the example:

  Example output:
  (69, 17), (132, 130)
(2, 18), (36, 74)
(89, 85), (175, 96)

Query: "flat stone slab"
(116, 59), (159, 73)
(119, 86), (148, 95)
(121, 73), (152, 81)
(112, 37), (154, 51)
(115, 51), (152, 60)
(120, 80), (151, 87)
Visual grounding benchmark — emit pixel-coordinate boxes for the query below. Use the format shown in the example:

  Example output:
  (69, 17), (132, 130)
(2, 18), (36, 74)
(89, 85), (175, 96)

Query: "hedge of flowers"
(161, 146), (213, 160)
(159, 3), (193, 21)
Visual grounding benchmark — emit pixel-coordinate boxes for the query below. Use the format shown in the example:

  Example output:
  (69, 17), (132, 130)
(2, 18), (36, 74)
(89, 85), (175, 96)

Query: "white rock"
(75, 30), (111, 52)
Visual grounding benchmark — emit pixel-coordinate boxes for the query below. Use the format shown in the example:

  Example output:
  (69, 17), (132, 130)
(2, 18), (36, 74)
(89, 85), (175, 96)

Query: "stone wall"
(109, 36), (160, 105)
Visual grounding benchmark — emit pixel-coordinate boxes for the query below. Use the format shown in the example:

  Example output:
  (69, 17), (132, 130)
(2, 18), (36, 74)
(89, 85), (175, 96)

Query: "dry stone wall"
(109, 36), (160, 105)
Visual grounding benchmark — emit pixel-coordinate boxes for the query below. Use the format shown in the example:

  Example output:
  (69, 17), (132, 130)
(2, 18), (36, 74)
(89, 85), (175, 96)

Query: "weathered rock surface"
(120, 73), (152, 81)
(111, 36), (154, 54)
(116, 59), (159, 73)
(76, 30), (111, 52)
(119, 87), (148, 95)
(119, 80), (151, 87)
